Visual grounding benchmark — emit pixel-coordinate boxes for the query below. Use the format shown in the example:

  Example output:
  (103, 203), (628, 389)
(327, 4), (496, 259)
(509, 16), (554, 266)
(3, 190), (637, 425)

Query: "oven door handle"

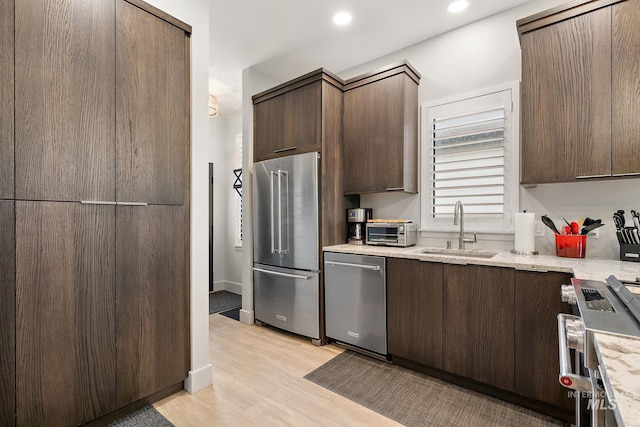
(557, 313), (592, 392)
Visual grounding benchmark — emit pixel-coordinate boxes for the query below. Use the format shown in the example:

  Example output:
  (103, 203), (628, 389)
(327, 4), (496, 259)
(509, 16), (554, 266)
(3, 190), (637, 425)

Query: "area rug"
(106, 405), (174, 427)
(219, 306), (240, 321)
(304, 351), (563, 427)
(209, 290), (241, 315)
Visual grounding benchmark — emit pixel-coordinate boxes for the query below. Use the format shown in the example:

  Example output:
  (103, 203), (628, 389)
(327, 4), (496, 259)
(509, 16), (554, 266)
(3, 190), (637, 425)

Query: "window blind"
(430, 106), (505, 219)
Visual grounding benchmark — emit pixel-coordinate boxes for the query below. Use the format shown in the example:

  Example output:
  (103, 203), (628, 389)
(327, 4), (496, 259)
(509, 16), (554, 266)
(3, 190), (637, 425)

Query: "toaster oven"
(366, 220), (417, 247)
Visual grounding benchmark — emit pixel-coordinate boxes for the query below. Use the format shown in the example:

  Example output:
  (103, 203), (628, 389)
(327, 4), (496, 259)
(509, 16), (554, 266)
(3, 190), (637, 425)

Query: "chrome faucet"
(453, 201), (477, 250)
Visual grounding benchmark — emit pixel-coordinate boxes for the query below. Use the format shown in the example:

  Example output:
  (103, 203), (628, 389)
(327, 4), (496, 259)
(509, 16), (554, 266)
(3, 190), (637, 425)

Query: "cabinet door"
(16, 201), (116, 426)
(116, 205), (188, 406)
(0, 201), (15, 426)
(444, 264), (515, 391)
(387, 258), (443, 369)
(0, 0), (14, 199)
(520, 8), (611, 184)
(612, 0), (640, 176)
(14, 0), (115, 202)
(515, 270), (574, 412)
(116, 1), (187, 205)
(254, 81), (323, 162)
(254, 95), (285, 161)
(344, 74), (406, 194)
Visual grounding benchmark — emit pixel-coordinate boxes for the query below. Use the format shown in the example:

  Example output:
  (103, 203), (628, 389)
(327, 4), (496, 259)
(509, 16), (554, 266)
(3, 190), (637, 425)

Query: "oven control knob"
(560, 285), (577, 304)
(565, 317), (585, 353)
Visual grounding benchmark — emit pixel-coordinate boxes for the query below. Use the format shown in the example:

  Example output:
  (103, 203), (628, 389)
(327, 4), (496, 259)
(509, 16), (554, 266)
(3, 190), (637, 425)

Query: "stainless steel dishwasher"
(324, 252), (387, 356)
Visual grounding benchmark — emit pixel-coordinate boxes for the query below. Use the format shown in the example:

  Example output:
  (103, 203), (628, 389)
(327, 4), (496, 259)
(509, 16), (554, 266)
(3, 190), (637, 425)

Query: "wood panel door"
(116, 204), (188, 406)
(612, 0), (640, 176)
(344, 74), (406, 194)
(444, 264), (515, 391)
(515, 270), (574, 412)
(14, 0), (115, 202)
(254, 81), (323, 162)
(387, 258), (443, 369)
(254, 94), (285, 161)
(16, 201), (116, 426)
(0, 0), (14, 199)
(0, 201), (15, 426)
(520, 7), (611, 184)
(116, 0), (187, 205)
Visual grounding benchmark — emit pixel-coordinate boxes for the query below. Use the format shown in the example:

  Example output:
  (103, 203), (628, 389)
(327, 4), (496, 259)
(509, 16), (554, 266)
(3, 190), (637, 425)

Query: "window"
(235, 133), (243, 248)
(420, 82), (519, 233)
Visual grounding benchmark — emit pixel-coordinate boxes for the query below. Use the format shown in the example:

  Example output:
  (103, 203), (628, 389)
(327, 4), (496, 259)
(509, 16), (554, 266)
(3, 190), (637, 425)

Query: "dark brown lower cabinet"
(515, 270), (574, 412)
(116, 205), (188, 406)
(0, 201), (15, 426)
(15, 201), (116, 426)
(387, 258), (443, 369)
(444, 264), (515, 391)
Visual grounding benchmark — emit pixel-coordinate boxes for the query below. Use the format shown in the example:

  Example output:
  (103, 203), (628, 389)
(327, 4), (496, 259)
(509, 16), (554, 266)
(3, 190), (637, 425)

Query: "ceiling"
(209, 0), (536, 117)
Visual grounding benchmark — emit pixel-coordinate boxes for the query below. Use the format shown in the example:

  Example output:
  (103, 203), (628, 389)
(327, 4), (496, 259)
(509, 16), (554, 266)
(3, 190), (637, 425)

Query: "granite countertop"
(593, 332), (640, 427)
(323, 244), (640, 283)
(324, 244), (640, 425)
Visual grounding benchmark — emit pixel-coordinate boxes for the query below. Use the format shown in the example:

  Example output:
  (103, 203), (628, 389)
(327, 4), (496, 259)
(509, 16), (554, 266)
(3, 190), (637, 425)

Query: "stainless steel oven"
(558, 276), (640, 426)
(365, 220), (417, 247)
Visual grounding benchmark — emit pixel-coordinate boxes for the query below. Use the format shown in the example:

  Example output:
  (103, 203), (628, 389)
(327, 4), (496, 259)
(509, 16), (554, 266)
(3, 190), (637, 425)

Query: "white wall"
(209, 112), (243, 293)
(144, 0), (211, 393)
(336, 0), (637, 259)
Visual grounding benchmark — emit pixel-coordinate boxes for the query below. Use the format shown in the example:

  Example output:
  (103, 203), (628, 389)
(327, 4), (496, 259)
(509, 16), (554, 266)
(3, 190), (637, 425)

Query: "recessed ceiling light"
(447, 0), (469, 13)
(332, 12), (352, 26)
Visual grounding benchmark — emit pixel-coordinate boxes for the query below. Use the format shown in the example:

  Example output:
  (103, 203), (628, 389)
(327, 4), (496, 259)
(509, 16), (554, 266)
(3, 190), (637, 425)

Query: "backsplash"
(359, 177), (640, 261)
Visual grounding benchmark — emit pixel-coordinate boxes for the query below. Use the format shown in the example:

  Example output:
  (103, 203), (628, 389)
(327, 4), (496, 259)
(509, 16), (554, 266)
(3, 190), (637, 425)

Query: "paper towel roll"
(514, 212), (536, 254)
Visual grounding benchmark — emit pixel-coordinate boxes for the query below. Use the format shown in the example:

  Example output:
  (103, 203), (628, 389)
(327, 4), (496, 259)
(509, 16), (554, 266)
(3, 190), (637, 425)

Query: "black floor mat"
(209, 290), (241, 315)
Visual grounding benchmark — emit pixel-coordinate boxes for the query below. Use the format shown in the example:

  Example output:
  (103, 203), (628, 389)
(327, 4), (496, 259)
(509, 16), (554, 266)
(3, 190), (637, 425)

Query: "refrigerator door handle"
(325, 261), (381, 271)
(252, 267), (312, 280)
(279, 170), (289, 254)
(270, 171), (277, 253)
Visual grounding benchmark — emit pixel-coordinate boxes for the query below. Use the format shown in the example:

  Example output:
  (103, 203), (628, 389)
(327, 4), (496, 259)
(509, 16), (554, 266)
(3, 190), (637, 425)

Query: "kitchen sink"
(416, 248), (497, 259)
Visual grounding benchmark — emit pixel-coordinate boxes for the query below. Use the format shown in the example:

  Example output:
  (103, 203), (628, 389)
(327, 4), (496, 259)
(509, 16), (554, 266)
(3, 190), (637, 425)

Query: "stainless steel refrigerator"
(252, 152), (321, 343)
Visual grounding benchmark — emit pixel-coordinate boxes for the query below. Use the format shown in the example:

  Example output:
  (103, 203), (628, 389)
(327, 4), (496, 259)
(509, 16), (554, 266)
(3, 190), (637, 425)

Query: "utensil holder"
(555, 234), (587, 258)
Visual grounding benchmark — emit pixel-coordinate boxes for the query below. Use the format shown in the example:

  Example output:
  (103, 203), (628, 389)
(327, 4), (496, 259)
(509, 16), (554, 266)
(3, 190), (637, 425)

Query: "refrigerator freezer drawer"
(324, 252), (387, 355)
(253, 264), (320, 340)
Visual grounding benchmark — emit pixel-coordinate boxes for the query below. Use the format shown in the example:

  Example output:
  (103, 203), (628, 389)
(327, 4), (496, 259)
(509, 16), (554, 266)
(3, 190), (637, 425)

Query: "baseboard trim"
(212, 280), (242, 295)
(184, 363), (213, 393)
(239, 309), (254, 325)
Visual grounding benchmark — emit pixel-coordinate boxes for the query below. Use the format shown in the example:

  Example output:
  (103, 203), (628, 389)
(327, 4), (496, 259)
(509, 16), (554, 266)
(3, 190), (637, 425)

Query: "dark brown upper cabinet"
(518, 0), (640, 184)
(612, 0), (640, 176)
(0, 0), (14, 199)
(519, 5), (611, 184)
(14, 0), (116, 202)
(252, 70), (343, 162)
(343, 61), (420, 195)
(116, 0), (187, 205)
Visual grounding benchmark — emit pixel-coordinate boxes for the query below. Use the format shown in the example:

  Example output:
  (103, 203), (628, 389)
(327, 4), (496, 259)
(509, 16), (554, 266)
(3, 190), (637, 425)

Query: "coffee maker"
(347, 208), (373, 245)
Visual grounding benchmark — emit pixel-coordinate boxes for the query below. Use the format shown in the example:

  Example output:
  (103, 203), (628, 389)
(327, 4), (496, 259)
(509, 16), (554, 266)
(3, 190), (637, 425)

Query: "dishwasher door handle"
(324, 261), (380, 271)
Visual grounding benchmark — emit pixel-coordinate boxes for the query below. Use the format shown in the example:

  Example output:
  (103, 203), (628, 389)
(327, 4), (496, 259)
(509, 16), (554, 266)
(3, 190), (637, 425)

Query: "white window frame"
(419, 81), (520, 235)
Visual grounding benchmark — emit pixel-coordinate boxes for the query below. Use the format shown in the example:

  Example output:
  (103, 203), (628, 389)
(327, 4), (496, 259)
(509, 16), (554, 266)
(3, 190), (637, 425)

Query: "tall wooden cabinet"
(0, 0), (14, 199)
(0, 201), (15, 427)
(2, 0), (191, 425)
(519, 0), (640, 184)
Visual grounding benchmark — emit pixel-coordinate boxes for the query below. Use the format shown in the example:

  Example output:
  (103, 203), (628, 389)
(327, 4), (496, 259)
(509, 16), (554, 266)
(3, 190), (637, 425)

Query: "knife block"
(619, 243), (640, 262)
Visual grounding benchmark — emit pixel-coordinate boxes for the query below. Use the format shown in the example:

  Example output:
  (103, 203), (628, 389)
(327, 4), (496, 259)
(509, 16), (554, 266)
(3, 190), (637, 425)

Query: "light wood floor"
(154, 314), (402, 426)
